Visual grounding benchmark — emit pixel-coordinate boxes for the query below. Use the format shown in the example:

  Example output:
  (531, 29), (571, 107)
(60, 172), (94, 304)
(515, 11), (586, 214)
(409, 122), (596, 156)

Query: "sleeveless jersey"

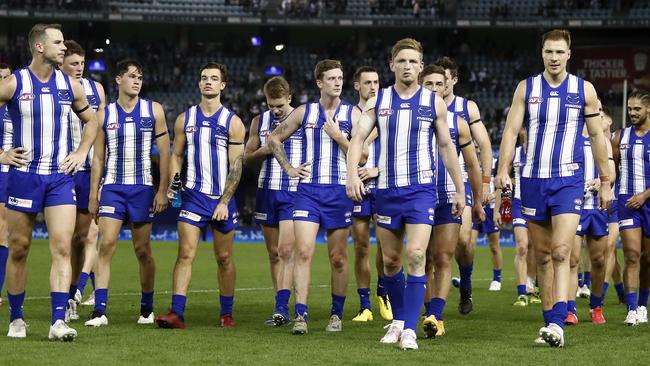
(70, 77), (101, 171)
(582, 136), (600, 210)
(618, 126), (650, 196)
(513, 144), (525, 200)
(1, 106), (12, 173)
(448, 95), (470, 123)
(435, 111), (468, 203)
(257, 110), (303, 191)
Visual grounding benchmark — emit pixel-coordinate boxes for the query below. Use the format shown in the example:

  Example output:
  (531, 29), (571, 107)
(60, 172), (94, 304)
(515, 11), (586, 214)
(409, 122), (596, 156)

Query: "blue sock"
(89, 272), (96, 290)
(517, 284), (527, 296)
(68, 284), (77, 300)
(626, 292), (638, 311)
(77, 272), (90, 297)
(357, 288), (371, 310)
(51, 292), (68, 324)
(578, 272), (583, 287)
(615, 283), (625, 297)
(430, 297), (446, 320)
(220, 295), (234, 316)
(590, 295), (602, 309)
(275, 289), (290, 312)
(377, 276), (387, 297)
(459, 263), (473, 289)
(424, 300), (433, 316)
(551, 302), (568, 329)
(141, 291), (154, 315)
(384, 268), (405, 321)
(403, 274), (426, 331)
(603, 282), (609, 298)
(492, 269), (502, 282)
(567, 300), (577, 315)
(7, 291), (25, 321)
(583, 272), (591, 288)
(542, 309), (552, 326)
(0, 246), (8, 296)
(331, 294), (346, 317)
(638, 289), (650, 307)
(171, 294), (186, 319)
(94, 288), (108, 315)
(295, 303), (308, 320)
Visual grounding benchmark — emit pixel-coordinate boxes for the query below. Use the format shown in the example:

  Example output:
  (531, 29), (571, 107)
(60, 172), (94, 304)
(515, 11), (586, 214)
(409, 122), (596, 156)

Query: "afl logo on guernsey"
(378, 109), (393, 117)
(57, 90), (72, 101)
(528, 97), (544, 104)
(185, 126), (197, 133)
(107, 123), (121, 130)
(259, 129), (271, 137)
(19, 93), (35, 101)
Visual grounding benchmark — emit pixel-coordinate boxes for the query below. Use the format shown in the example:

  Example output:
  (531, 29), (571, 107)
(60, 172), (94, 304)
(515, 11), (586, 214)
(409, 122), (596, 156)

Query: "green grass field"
(0, 239), (648, 365)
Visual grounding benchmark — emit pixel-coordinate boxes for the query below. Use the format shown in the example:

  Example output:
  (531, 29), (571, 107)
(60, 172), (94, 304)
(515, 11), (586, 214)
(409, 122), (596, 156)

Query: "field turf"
(0, 239), (647, 365)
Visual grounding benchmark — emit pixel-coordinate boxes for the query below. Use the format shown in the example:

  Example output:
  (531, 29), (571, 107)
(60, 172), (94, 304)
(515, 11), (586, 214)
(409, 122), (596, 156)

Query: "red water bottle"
(500, 189), (512, 223)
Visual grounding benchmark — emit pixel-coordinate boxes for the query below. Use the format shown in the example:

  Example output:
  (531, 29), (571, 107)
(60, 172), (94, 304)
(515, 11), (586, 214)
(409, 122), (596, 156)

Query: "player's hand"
(481, 182), (491, 206)
(0, 147), (30, 167)
(451, 192), (466, 219)
(598, 183), (613, 211)
(88, 196), (100, 224)
(358, 166), (379, 181)
(287, 161), (311, 178)
(586, 178), (601, 192)
(494, 173), (512, 192)
(323, 115), (342, 141)
(153, 190), (168, 214)
(493, 206), (502, 226)
(472, 203), (486, 224)
(212, 202), (229, 221)
(624, 191), (647, 210)
(60, 150), (87, 174)
(346, 173), (365, 202)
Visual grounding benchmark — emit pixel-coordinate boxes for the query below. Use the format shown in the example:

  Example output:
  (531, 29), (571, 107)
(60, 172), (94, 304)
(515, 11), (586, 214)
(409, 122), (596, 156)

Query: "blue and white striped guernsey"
(301, 100), (353, 185)
(582, 137), (599, 210)
(618, 126), (650, 196)
(376, 86), (437, 189)
(6, 68), (74, 175)
(257, 110), (303, 191)
(435, 111), (468, 204)
(1, 106), (12, 173)
(184, 105), (234, 196)
(365, 138), (380, 189)
(103, 98), (155, 186)
(513, 145), (525, 200)
(70, 78), (101, 171)
(522, 73), (585, 179)
(610, 132), (618, 201)
(448, 95), (470, 122)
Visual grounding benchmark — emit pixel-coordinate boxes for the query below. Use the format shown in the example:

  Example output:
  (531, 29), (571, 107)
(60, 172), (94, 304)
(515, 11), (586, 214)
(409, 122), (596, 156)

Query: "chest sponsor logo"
(19, 93), (35, 101)
(528, 97), (544, 104)
(57, 90), (71, 101)
(378, 109), (393, 117)
(376, 214), (392, 225)
(293, 210), (309, 218)
(566, 93), (581, 105)
(8, 196), (32, 208)
(418, 106), (433, 117)
(87, 96), (98, 106)
(140, 118), (153, 128)
(179, 210), (202, 222)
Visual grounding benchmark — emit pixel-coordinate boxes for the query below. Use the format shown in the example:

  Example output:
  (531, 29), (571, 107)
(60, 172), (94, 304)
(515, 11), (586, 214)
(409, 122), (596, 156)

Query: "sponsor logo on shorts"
(577, 225), (582, 231)
(619, 219), (634, 227)
(98, 206), (115, 214)
(345, 211), (352, 217)
(428, 215), (434, 221)
(255, 212), (268, 220)
(428, 208), (434, 214)
(179, 210), (201, 222)
(8, 196), (32, 208)
(522, 206), (536, 216)
(513, 218), (527, 225)
(293, 210), (309, 218)
(345, 218), (351, 223)
(376, 215), (391, 225)
(353, 205), (362, 213)
(574, 199), (583, 206)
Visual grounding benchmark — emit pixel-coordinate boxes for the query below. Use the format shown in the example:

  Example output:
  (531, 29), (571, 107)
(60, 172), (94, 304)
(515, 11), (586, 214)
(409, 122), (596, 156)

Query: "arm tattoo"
(269, 138), (293, 172)
(220, 153), (243, 203)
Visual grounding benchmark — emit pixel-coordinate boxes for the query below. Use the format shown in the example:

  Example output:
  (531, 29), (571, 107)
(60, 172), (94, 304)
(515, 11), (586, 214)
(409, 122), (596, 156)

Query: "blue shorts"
(375, 184), (436, 230)
(577, 209), (609, 237)
(178, 188), (239, 233)
(0, 171), (7, 204)
(436, 182), (473, 208)
(74, 170), (91, 210)
(618, 195), (650, 237)
(512, 198), (528, 228)
(5, 170), (76, 213)
(352, 188), (377, 218)
(472, 206), (499, 234)
(255, 188), (295, 226)
(520, 175), (584, 222)
(98, 184), (155, 223)
(608, 200), (618, 224)
(433, 202), (461, 226)
(293, 184), (352, 230)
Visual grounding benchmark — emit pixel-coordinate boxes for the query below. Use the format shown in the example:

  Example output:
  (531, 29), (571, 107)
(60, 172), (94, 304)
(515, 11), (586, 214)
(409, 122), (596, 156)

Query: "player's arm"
(583, 82), (612, 210)
(0, 75), (29, 166)
(358, 127), (379, 181)
(458, 116), (485, 223)
(94, 81), (106, 110)
(213, 116), (246, 221)
(268, 105), (310, 178)
(324, 108), (354, 154)
(169, 113), (187, 192)
(435, 96), (465, 218)
(243, 115), (270, 167)
(467, 99), (493, 205)
(496, 80), (526, 192)
(346, 96), (377, 201)
(89, 107), (106, 223)
(61, 78), (99, 174)
(152, 102), (170, 214)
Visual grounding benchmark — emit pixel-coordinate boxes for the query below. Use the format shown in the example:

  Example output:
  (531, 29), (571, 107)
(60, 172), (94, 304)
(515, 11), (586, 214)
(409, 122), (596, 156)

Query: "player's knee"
(9, 244), (29, 263)
(624, 250), (641, 266)
(329, 251), (347, 271)
(591, 253), (606, 270)
(515, 245), (528, 259)
(134, 246), (153, 263)
(535, 249), (552, 267)
(406, 248), (426, 268)
(215, 251), (233, 267)
(550, 243), (570, 263)
(266, 246), (280, 263)
(98, 240), (117, 258)
(277, 243), (292, 261)
(434, 254), (451, 271)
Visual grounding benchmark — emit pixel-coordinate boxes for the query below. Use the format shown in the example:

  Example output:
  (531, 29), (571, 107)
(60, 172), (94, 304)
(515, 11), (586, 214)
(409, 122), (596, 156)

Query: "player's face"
(390, 49), (423, 86)
(116, 66), (143, 97)
(316, 68), (343, 98)
(0, 68), (10, 80)
(39, 29), (67, 65)
(199, 68), (226, 98)
(61, 53), (85, 80)
(542, 39), (570, 77)
(266, 96), (292, 120)
(354, 72), (379, 101)
(421, 73), (446, 94)
(627, 98), (649, 127)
